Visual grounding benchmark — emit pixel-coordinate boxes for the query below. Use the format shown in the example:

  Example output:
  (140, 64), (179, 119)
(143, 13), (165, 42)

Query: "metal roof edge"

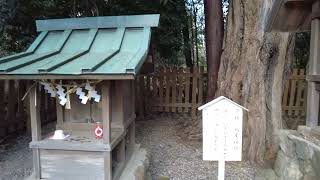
(198, 96), (249, 111)
(36, 14), (160, 32)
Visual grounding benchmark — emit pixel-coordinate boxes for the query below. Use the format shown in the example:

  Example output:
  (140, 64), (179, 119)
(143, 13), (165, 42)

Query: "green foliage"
(293, 32), (310, 69)
(0, 0), (206, 67)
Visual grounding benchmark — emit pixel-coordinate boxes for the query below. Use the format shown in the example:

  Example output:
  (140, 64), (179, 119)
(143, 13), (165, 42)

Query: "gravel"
(136, 113), (257, 180)
(0, 114), (258, 180)
(0, 134), (33, 180)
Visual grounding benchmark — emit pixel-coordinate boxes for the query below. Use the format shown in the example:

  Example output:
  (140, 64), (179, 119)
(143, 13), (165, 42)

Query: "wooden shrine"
(267, 0), (320, 127)
(0, 14), (159, 180)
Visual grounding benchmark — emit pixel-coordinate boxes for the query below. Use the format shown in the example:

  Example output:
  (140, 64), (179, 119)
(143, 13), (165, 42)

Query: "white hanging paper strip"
(85, 83), (93, 91)
(76, 87), (83, 95)
(59, 97), (67, 106)
(80, 95), (89, 104)
(94, 94), (101, 103)
(90, 90), (101, 103)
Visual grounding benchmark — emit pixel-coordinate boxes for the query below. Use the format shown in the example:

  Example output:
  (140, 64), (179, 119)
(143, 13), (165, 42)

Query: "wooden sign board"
(198, 96), (248, 180)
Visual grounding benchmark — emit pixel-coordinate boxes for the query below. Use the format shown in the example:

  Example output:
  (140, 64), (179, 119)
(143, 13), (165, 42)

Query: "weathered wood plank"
(158, 67), (164, 112)
(177, 67), (184, 113)
(184, 67), (191, 113)
(198, 67), (204, 105)
(165, 67), (170, 112)
(29, 83), (41, 179)
(295, 69), (305, 116)
(101, 81), (112, 144)
(191, 67), (198, 118)
(171, 67), (177, 113)
(104, 151), (112, 180)
(288, 69), (298, 116)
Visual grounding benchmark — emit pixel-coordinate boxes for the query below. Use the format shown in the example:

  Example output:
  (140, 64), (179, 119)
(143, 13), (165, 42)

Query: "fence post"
(191, 66), (199, 118)
(177, 67), (184, 113)
(184, 67), (191, 113)
(158, 67), (164, 112)
(172, 67), (177, 113)
(165, 67), (171, 112)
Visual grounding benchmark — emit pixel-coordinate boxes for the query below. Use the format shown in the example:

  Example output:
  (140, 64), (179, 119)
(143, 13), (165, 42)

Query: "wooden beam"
(111, 81), (124, 129)
(116, 139), (126, 163)
(101, 81), (112, 144)
(55, 98), (64, 129)
(306, 8), (320, 127)
(29, 83), (41, 179)
(104, 151), (112, 180)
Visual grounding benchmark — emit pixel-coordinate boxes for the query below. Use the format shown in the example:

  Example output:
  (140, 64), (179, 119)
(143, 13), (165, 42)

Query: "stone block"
(255, 169), (277, 180)
(275, 130), (297, 158)
(294, 138), (314, 160)
(311, 149), (320, 177)
(274, 150), (303, 180)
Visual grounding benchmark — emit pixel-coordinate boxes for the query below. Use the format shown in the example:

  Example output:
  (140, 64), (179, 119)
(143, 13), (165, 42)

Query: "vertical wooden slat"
(104, 151), (112, 180)
(282, 79), (290, 116)
(288, 69), (298, 116)
(101, 81), (112, 144)
(146, 76), (151, 112)
(171, 67), (177, 113)
(177, 67), (184, 113)
(191, 67), (198, 118)
(199, 67), (204, 105)
(56, 98), (64, 129)
(295, 69), (305, 117)
(184, 67), (191, 113)
(139, 76), (145, 118)
(29, 83), (41, 179)
(116, 139), (126, 162)
(158, 67), (164, 111)
(152, 76), (158, 112)
(165, 67), (170, 112)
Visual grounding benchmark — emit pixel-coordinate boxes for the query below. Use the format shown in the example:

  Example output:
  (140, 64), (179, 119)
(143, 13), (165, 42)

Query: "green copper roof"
(0, 14), (159, 80)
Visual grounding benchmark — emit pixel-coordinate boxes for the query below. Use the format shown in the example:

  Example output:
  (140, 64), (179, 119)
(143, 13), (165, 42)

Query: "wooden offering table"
(0, 14), (159, 179)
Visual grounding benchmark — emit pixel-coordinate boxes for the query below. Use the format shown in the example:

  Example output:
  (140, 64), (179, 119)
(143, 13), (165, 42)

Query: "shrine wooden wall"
(0, 80), (56, 139)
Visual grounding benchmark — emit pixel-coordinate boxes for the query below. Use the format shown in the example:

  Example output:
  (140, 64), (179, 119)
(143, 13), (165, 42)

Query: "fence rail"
(282, 69), (307, 118)
(136, 66), (206, 118)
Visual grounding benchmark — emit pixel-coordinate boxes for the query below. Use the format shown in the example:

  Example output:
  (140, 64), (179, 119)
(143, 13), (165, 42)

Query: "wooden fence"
(0, 80), (56, 139)
(136, 66), (206, 118)
(282, 69), (307, 119)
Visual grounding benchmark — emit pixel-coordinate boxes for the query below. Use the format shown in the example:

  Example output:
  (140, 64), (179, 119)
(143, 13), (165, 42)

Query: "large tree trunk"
(216, 1), (294, 163)
(204, 0), (224, 101)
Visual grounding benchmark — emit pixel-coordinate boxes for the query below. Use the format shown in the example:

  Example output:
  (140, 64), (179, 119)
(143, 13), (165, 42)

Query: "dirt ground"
(0, 113), (258, 180)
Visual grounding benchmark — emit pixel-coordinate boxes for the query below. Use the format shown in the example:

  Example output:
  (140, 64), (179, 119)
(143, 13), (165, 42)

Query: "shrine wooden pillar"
(29, 83), (42, 179)
(101, 81), (112, 180)
(307, 1), (320, 127)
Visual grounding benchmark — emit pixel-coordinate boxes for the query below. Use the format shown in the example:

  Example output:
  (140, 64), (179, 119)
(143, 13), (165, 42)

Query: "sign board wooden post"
(198, 96), (248, 180)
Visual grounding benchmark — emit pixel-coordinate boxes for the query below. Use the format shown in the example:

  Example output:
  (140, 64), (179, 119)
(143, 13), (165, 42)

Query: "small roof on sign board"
(198, 96), (249, 111)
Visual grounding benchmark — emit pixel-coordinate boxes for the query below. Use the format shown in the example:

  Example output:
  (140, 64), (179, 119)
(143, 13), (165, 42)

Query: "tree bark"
(216, 0), (294, 163)
(204, 0), (224, 101)
(181, 1), (193, 68)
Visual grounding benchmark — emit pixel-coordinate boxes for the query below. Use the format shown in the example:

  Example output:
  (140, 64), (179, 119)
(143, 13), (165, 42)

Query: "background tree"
(204, 0), (224, 101)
